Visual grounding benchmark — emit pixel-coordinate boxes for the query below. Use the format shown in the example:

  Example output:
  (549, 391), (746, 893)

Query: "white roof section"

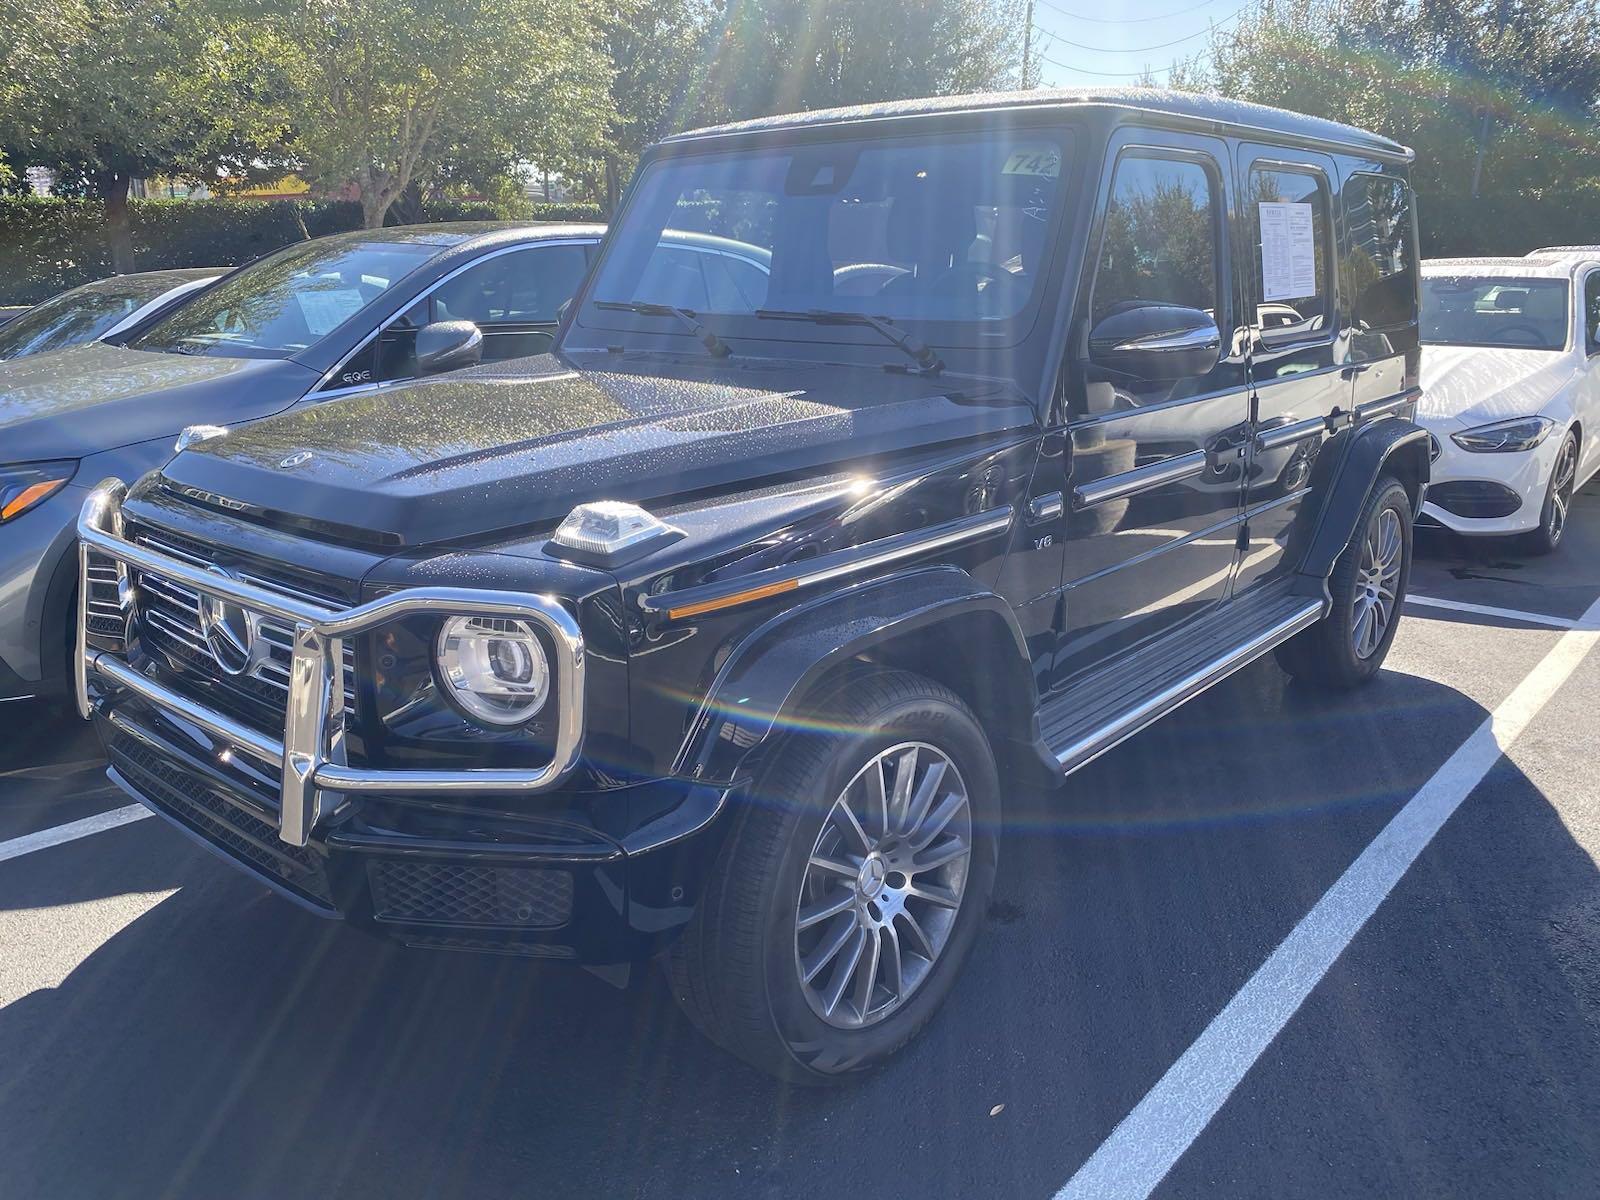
(1423, 256), (1588, 279)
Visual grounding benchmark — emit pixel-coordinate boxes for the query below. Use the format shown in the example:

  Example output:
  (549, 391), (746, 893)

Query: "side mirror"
(415, 320), (483, 376)
(1087, 304), (1221, 383)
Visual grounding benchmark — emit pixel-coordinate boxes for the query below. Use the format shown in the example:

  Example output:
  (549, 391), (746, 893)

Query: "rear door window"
(1245, 164), (1333, 344)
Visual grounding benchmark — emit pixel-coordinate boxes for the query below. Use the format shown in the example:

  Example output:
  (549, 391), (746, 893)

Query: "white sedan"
(1417, 255), (1600, 553)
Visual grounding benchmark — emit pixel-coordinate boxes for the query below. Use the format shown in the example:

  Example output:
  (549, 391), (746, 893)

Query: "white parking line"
(1406, 592), (1587, 630)
(0, 805), (152, 865)
(1057, 590), (1600, 1200)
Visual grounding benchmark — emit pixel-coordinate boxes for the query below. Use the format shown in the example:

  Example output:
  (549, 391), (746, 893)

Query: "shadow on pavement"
(8, 657), (1583, 1200)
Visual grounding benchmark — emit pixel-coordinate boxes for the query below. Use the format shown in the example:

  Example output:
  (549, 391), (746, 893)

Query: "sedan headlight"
(1450, 416), (1556, 453)
(0, 460), (77, 523)
(435, 615), (550, 726)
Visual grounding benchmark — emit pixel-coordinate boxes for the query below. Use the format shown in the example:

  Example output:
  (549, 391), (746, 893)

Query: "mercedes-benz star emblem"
(278, 450), (314, 469)
(197, 567), (263, 677)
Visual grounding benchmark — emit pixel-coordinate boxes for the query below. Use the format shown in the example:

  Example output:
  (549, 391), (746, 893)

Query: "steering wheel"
(1493, 323), (1546, 347)
(928, 262), (1026, 307)
(832, 263), (909, 297)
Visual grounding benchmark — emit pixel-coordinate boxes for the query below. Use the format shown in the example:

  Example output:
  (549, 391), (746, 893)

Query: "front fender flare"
(672, 565), (1035, 788)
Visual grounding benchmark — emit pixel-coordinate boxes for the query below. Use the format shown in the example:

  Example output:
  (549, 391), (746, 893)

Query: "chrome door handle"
(1028, 492), (1064, 523)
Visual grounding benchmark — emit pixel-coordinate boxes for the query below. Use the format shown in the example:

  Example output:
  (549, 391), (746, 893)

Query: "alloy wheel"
(1547, 434), (1578, 547)
(1351, 505), (1403, 660)
(794, 742), (972, 1030)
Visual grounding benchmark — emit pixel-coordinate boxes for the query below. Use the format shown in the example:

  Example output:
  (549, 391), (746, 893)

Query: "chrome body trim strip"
(1111, 326), (1221, 354)
(1355, 387), (1421, 423)
(1255, 415), (1327, 452)
(78, 480), (588, 847)
(1053, 598), (1326, 771)
(1073, 449), (1208, 509)
(637, 505), (1014, 616)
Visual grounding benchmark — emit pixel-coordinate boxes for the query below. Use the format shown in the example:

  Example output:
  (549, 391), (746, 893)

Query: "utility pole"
(1022, 0), (1035, 87)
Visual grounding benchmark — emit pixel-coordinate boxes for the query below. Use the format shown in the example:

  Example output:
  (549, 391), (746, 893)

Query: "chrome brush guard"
(76, 480), (587, 847)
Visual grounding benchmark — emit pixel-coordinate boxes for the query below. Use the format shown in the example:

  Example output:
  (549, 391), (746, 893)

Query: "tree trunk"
(359, 184), (391, 229)
(603, 154), (621, 218)
(103, 172), (134, 273)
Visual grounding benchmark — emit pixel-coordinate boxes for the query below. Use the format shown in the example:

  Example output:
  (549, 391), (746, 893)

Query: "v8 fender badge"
(278, 451), (314, 469)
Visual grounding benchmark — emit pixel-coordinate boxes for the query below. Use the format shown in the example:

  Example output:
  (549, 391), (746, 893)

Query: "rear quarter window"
(1342, 173), (1417, 331)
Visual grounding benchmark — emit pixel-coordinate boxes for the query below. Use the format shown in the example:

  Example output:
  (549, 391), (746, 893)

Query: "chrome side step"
(1041, 586), (1326, 776)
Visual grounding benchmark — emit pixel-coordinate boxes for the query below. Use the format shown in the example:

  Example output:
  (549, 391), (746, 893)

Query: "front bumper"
(95, 690), (731, 963)
(1417, 423), (1561, 535)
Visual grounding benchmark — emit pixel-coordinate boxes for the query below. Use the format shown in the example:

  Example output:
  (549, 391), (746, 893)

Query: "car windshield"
(581, 131), (1069, 346)
(131, 239), (438, 359)
(1421, 275), (1569, 350)
(0, 279), (172, 360)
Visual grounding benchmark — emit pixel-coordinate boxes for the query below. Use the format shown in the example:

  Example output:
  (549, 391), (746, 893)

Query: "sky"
(1027, 0), (1241, 88)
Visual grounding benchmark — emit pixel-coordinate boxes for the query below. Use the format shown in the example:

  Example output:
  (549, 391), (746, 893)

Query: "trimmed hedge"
(0, 197), (604, 304)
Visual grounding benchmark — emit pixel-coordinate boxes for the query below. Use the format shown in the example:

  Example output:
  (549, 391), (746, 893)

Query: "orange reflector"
(666, 577), (800, 620)
(0, 479), (65, 521)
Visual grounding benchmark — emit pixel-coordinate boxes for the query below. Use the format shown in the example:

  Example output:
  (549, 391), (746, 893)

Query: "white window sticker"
(1258, 201), (1317, 302)
(296, 287), (366, 336)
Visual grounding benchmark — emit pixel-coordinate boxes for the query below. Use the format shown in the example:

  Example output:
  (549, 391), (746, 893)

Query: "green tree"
(589, 0), (722, 211)
(256, 0), (612, 228)
(704, 0), (1029, 121)
(0, 0), (292, 270)
(1192, 0), (1600, 254)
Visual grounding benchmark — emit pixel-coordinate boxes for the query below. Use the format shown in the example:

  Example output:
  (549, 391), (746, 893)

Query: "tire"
(1519, 429), (1579, 557)
(1276, 476), (1412, 689)
(665, 669), (1000, 1083)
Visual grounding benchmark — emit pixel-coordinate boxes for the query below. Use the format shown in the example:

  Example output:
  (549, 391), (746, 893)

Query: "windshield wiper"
(594, 300), (731, 359)
(755, 308), (944, 375)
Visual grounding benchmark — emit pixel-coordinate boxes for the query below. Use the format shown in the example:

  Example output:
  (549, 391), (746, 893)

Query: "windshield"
(0, 279), (170, 360)
(1421, 275), (1569, 350)
(580, 131), (1068, 348)
(131, 239), (438, 359)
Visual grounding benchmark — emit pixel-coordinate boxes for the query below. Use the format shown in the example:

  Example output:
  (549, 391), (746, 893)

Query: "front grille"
(367, 860), (573, 928)
(132, 532), (357, 734)
(107, 730), (335, 908)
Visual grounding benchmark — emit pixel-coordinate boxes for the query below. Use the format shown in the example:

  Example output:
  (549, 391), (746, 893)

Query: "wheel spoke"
(802, 913), (861, 984)
(887, 746), (919, 834)
(821, 926), (867, 1016)
(863, 756), (890, 839)
(897, 910), (937, 961)
(797, 888), (855, 930)
(905, 879), (961, 909)
(882, 925), (905, 996)
(851, 927), (883, 1017)
(909, 790), (964, 851)
(808, 853), (859, 879)
(902, 758), (946, 839)
(830, 800), (873, 855)
(912, 834), (969, 874)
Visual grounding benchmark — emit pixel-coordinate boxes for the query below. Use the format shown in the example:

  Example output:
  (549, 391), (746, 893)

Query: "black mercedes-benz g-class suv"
(74, 88), (1427, 1081)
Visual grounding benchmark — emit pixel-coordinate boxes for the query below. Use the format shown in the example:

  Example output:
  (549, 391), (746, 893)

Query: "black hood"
(0, 342), (317, 461)
(160, 354), (1038, 547)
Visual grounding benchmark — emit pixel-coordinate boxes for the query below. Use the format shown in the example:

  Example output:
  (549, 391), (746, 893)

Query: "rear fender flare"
(1293, 418), (1430, 584)
(672, 565), (1036, 788)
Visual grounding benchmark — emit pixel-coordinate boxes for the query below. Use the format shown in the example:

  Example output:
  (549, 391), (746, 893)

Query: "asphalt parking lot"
(2, 484), (1598, 1200)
